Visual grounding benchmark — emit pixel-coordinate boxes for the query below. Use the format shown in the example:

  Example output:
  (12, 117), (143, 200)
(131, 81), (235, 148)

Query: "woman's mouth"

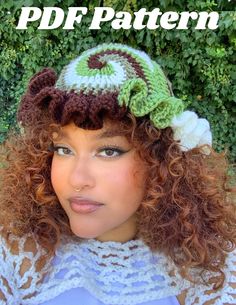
(68, 197), (104, 214)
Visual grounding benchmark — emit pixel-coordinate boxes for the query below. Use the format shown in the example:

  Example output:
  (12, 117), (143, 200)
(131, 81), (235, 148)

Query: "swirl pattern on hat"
(17, 43), (212, 152)
(56, 43), (184, 129)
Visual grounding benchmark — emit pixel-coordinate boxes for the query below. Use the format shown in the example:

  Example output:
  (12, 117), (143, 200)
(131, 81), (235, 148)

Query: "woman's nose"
(69, 157), (96, 191)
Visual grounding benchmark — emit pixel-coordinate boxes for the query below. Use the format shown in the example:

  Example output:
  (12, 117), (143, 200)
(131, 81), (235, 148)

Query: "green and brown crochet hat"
(17, 43), (212, 151)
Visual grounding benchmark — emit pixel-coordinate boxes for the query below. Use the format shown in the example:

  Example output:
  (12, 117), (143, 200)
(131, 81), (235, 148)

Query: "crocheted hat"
(17, 43), (212, 151)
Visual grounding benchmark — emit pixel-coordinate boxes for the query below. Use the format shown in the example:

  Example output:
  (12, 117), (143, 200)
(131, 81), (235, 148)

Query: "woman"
(0, 43), (235, 305)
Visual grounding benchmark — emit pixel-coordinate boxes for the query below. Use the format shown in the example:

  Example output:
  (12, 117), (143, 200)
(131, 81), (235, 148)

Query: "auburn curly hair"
(0, 69), (235, 291)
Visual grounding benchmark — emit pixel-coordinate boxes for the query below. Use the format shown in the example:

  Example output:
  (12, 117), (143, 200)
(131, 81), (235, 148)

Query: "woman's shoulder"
(0, 227), (47, 304)
(0, 232), (235, 305)
(0, 227), (41, 263)
(178, 248), (236, 305)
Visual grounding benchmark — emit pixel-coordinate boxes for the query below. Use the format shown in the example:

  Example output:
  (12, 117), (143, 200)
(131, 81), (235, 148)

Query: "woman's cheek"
(51, 159), (67, 190)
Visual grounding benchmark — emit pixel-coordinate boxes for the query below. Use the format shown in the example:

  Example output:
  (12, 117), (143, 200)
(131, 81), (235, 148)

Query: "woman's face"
(51, 120), (147, 242)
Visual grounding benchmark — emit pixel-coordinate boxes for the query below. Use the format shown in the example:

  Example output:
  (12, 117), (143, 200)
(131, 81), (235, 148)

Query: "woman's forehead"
(52, 120), (127, 140)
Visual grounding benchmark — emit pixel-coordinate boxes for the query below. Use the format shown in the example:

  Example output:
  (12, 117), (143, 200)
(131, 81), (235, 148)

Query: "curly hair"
(0, 70), (236, 291)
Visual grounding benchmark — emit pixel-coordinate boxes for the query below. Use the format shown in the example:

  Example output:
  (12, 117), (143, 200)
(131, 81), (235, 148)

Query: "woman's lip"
(68, 197), (103, 205)
(68, 198), (104, 214)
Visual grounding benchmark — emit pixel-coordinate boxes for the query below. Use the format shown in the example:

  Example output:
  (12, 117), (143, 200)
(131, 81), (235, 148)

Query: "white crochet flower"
(170, 110), (212, 153)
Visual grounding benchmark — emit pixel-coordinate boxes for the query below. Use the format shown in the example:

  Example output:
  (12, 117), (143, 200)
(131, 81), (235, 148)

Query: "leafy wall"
(1, 0), (235, 161)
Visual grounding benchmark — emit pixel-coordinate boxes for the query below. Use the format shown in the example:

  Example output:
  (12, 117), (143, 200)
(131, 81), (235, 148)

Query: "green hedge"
(1, 0), (235, 161)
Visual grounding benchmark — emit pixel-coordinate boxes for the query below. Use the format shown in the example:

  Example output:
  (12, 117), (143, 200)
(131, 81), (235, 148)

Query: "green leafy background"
(0, 0), (235, 161)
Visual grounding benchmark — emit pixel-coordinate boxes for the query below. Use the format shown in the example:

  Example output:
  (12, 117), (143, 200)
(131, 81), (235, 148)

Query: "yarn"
(17, 43), (212, 152)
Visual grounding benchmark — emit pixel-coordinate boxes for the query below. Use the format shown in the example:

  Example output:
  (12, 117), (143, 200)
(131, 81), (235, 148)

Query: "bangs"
(48, 112), (138, 144)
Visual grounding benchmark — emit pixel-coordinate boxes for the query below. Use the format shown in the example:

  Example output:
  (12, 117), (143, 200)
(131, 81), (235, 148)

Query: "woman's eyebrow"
(55, 129), (125, 141)
(96, 130), (125, 139)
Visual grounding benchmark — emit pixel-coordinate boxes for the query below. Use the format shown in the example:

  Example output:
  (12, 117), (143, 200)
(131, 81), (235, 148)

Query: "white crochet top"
(0, 233), (235, 305)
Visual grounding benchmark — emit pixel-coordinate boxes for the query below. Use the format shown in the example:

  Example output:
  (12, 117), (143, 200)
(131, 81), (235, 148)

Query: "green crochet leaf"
(118, 78), (148, 115)
(150, 97), (184, 129)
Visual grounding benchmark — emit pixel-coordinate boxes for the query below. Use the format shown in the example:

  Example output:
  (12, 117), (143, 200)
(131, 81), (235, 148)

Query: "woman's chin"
(70, 225), (101, 240)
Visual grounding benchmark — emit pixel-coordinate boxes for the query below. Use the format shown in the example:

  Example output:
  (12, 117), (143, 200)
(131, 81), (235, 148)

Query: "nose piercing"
(75, 188), (82, 192)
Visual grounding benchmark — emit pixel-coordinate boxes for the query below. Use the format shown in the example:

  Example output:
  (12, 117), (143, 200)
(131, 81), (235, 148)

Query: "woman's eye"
(52, 146), (72, 156)
(97, 147), (125, 158)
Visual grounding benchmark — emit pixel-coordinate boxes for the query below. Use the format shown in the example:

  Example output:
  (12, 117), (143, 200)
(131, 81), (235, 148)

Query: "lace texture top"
(0, 232), (235, 305)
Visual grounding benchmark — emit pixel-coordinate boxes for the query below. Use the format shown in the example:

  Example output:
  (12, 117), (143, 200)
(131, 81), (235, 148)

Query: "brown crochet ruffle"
(17, 68), (128, 129)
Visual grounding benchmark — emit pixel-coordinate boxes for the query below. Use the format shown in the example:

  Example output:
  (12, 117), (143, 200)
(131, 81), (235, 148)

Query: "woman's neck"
(95, 214), (138, 243)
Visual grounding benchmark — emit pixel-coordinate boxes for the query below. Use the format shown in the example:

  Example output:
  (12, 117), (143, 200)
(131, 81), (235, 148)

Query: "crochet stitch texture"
(17, 43), (184, 130)
(56, 43), (184, 129)
(0, 232), (235, 305)
(17, 43), (212, 151)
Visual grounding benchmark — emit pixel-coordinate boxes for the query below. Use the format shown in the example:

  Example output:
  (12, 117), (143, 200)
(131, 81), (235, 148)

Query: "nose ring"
(75, 188), (82, 192)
